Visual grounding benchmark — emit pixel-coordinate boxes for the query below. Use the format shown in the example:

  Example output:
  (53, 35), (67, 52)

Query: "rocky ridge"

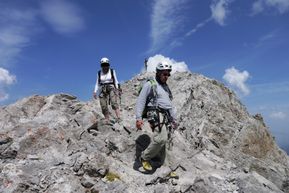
(0, 71), (289, 193)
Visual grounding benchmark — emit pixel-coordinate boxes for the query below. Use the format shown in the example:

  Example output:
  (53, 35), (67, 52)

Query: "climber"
(93, 57), (121, 123)
(144, 58), (148, 71)
(135, 61), (177, 171)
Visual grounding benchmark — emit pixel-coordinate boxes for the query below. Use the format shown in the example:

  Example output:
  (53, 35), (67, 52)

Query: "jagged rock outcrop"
(1, 72), (289, 193)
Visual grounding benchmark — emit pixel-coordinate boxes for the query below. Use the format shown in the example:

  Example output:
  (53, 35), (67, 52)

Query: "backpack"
(98, 68), (116, 88)
(137, 78), (158, 118)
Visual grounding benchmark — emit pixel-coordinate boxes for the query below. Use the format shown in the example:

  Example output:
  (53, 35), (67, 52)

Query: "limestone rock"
(0, 72), (288, 193)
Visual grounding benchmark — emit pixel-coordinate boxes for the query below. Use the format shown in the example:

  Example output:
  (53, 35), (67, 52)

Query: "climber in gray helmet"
(93, 57), (121, 123)
(135, 61), (177, 171)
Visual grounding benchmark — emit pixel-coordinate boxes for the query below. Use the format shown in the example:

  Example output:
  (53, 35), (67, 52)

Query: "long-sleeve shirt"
(136, 79), (176, 121)
(94, 69), (119, 96)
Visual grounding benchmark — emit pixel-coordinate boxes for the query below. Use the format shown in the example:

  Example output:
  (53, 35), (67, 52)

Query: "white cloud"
(0, 68), (16, 85)
(210, 0), (231, 26)
(0, 26), (31, 66)
(40, 0), (85, 35)
(0, 8), (38, 66)
(151, 0), (232, 51)
(252, 0), (289, 14)
(149, 0), (188, 53)
(243, 31), (277, 48)
(0, 8), (35, 101)
(145, 54), (189, 74)
(0, 91), (9, 102)
(0, 1), (84, 101)
(223, 67), (250, 96)
(0, 1), (85, 67)
(186, 0), (233, 38)
(252, 81), (289, 95)
(270, 111), (287, 119)
(252, 1), (265, 14)
(186, 18), (212, 36)
(259, 32), (276, 43)
(0, 67), (16, 101)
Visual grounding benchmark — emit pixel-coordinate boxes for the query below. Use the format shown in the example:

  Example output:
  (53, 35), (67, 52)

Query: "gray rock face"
(0, 72), (288, 193)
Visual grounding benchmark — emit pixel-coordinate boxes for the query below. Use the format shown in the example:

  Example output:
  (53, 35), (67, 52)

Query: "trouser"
(99, 85), (119, 116)
(141, 113), (168, 162)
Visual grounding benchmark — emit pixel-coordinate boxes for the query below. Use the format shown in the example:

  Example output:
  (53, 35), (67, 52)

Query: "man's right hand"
(172, 121), (178, 130)
(136, 120), (144, 130)
(93, 92), (97, 99)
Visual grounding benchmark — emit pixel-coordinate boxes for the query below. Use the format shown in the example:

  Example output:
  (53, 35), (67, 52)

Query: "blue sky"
(0, 0), (289, 153)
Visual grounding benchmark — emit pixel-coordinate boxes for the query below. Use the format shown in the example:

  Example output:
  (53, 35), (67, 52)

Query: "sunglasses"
(161, 72), (171, 77)
(101, 63), (109, 67)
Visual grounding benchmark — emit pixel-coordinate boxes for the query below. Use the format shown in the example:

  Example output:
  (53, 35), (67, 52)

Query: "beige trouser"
(141, 113), (168, 162)
(99, 85), (119, 116)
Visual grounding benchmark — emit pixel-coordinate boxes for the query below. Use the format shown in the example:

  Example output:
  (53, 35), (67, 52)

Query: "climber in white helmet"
(135, 61), (177, 172)
(93, 57), (121, 124)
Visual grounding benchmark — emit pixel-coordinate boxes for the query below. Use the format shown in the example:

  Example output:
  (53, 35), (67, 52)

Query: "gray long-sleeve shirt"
(135, 79), (176, 120)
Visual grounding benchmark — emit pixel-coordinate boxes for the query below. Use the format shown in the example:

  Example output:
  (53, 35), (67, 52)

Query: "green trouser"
(141, 120), (168, 162)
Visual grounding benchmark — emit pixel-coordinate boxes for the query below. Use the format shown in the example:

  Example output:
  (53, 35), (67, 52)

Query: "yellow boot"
(141, 160), (152, 171)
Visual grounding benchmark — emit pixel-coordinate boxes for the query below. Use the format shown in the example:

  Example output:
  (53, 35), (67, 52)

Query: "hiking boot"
(141, 159), (152, 171)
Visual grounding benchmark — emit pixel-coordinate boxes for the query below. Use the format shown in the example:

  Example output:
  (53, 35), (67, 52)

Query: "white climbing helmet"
(156, 61), (172, 71)
(100, 57), (110, 65)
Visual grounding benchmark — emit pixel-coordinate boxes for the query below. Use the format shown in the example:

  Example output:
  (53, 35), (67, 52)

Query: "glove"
(136, 120), (144, 130)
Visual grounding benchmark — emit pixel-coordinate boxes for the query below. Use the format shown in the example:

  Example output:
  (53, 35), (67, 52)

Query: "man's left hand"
(172, 121), (178, 130)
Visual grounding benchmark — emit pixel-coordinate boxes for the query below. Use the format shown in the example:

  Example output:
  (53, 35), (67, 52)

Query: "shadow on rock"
(133, 134), (166, 174)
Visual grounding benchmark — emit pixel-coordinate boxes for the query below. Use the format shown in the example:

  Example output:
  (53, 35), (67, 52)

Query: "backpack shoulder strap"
(166, 86), (173, 100)
(149, 79), (157, 97)
(98, 70), (101, 84)
(110, 68), (116, 88)
(147, 79), (158, 106)
(141, 79), (158, 118)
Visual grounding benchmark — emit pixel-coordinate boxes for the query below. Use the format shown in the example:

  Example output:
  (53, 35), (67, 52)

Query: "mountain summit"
(1, 72), (288, 193)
